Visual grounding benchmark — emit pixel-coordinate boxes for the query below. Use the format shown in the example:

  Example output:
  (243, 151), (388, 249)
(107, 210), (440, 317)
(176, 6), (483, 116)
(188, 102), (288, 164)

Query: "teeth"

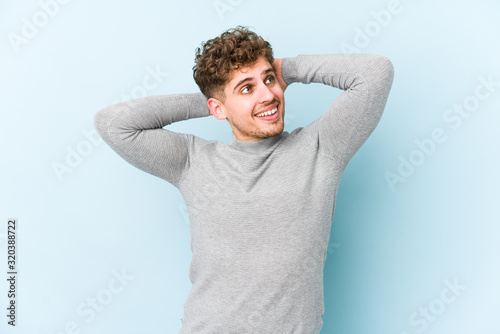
(256, 107), (277, 117)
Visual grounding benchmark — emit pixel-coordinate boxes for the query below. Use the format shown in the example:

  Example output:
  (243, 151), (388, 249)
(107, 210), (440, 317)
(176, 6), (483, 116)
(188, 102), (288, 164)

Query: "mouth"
(254, 104), (279, 120)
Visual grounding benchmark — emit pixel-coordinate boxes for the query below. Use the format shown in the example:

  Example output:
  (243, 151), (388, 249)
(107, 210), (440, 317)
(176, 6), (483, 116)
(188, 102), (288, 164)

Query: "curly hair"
(193, 26), (274, 100)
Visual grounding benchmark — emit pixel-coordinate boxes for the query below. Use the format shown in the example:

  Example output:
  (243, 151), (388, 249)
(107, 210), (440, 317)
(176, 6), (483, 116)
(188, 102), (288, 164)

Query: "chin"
(265, 122), (284, 138)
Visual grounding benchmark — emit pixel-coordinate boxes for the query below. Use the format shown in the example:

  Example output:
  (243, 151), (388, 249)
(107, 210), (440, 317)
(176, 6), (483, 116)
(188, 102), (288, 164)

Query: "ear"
(207, 98), (227, 120)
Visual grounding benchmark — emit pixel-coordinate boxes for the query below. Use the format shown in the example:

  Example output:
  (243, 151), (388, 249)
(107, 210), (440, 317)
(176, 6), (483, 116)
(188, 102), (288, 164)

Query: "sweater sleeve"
(281, 54), (394, 166)
(94, 93), (210, 187)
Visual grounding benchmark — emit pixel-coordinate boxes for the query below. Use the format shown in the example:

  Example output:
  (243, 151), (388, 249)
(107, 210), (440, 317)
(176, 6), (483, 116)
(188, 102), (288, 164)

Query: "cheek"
(271, 87), (284, 101)
(226, 101), (255, 120)
(238, 99), (259, 114)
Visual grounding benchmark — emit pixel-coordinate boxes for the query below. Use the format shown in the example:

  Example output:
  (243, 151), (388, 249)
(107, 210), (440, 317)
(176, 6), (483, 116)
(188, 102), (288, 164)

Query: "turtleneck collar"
(228, 132), (288, 154)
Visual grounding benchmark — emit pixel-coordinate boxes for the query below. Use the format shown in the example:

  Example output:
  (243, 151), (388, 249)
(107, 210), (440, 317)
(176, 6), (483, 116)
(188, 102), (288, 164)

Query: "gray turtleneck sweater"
(94, 54), (394, 333)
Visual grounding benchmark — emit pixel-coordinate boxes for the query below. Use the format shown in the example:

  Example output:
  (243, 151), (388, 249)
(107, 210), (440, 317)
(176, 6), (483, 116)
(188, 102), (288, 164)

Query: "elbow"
(93, 108), (106, 138)
(365, 55), (395, 93)
(377, 55), (395, 83)
(93, 106), (114, 143)
(362, 55), (395, 107)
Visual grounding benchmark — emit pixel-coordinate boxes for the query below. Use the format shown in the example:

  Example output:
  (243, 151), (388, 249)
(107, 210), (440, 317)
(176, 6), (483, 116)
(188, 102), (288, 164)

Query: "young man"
(95, 26), (394, 333)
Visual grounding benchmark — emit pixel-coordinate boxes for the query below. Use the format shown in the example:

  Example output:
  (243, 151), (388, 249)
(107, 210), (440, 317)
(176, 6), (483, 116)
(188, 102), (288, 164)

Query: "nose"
(257, 82), (275, 105)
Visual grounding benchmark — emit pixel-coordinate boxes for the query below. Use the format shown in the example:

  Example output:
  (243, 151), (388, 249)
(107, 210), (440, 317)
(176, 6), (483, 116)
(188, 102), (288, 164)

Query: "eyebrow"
(232, 67), (275, 93)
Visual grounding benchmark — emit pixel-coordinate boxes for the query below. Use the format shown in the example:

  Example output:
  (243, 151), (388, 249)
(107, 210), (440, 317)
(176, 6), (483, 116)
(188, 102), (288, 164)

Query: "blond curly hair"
(193, 26), (274, 100)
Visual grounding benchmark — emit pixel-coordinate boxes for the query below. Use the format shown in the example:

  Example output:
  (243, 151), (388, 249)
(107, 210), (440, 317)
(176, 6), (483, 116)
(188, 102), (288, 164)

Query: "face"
(208, 57), (285, 141)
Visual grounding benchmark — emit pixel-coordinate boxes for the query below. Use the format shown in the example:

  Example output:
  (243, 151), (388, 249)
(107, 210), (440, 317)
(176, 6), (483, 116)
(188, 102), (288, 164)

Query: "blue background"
(1, 0), (499, 333)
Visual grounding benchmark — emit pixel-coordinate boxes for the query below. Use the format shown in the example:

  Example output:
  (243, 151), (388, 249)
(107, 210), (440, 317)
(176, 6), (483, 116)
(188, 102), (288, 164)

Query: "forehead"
(226, 57), (273, 85)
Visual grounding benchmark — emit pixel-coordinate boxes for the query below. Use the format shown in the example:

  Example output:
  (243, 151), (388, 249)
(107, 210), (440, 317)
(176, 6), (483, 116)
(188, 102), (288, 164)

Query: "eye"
(241, 86), (252, 94)
(265, 75), (275, 84)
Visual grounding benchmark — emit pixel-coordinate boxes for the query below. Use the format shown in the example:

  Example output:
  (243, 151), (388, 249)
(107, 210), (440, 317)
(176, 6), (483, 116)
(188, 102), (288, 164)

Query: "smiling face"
(208, 57), (285, 141)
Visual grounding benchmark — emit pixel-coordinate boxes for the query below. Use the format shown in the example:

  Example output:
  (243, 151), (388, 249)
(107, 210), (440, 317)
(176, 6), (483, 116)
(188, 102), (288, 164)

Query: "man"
(95, 26), (394, 333)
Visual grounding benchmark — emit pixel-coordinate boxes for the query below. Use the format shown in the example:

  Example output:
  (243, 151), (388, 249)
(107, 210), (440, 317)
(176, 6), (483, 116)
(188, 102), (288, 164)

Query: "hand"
(272, 58), (288, 92)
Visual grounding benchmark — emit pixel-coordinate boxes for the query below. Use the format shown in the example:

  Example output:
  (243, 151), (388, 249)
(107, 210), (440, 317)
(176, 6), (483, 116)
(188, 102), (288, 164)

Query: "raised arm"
(281, 54), (394, 166)
(94, 93), (210, 187)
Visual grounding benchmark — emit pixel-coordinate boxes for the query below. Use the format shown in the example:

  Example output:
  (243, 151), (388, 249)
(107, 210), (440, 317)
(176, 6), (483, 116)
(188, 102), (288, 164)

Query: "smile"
(255, 107), (278, 118)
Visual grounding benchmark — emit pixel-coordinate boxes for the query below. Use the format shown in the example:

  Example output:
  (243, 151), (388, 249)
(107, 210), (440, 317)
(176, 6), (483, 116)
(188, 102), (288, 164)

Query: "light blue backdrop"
(1, 0), (499, 333)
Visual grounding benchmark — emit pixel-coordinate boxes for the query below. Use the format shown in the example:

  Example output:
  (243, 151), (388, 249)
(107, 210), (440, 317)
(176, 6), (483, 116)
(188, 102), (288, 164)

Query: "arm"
(94, 93), (210, 187)
(280, 54), (394, 166)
